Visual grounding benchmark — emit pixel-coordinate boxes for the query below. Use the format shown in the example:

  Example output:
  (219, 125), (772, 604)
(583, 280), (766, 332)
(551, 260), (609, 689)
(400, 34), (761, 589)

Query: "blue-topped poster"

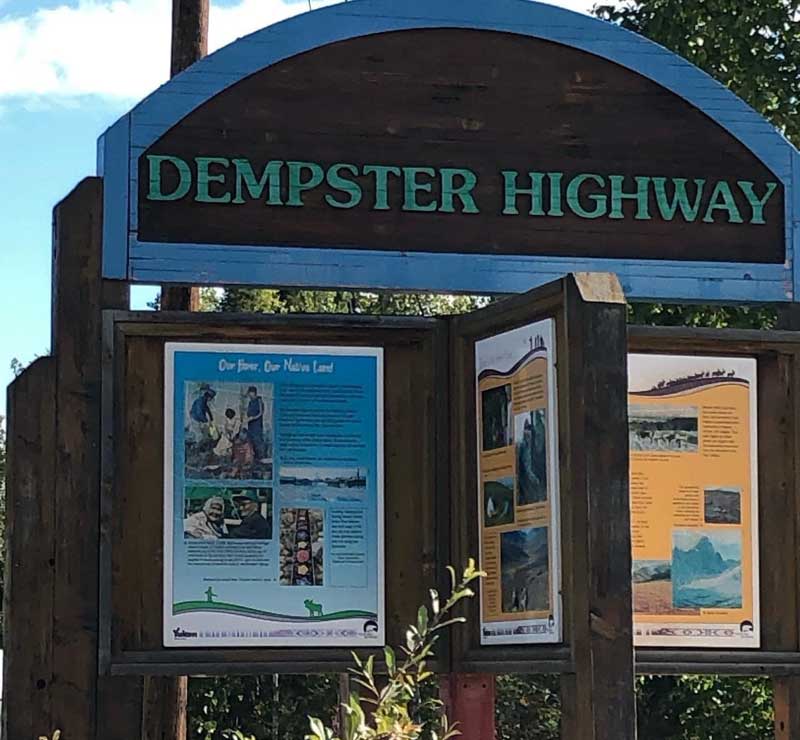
(163, 342), (384, 647)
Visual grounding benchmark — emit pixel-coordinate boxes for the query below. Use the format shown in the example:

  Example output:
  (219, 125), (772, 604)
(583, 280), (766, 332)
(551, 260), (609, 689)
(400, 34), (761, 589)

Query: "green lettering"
(325, 163), (362, 209)
(287, 161), (324, 207)
(703, 181), (743, 223)
(737, 181), (778, 225)
(547, 172), (563, 217)
(402, 167), (437, 212)
(609, 175), (651, 220)
(363, 165), (401, 210)
(566, 174), (607, 219)
(195, 157), (231, 203)
(146, 155), (191, 201)
(440, 168), (478, 214)
(232, 159), (283, 205)
(653, 178), (705, 222)
(502, 171), (545, 215)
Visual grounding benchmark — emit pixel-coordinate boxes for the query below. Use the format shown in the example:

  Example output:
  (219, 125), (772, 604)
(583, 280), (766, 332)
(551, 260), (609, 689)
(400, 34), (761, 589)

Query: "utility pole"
(160, 0), (208, 312)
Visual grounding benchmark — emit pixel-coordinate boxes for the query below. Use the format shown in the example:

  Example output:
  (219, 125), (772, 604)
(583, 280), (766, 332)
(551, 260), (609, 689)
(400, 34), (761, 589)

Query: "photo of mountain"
(515, 409), (548, 505)
(500, 526), (549, 613)
(483, 477), (515, 527)
(632, 560), (672, 615)
(672, 530), (742, 609)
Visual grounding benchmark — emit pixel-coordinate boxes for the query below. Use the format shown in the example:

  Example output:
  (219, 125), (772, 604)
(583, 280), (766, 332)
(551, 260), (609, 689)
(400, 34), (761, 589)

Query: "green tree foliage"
(636, 675), (773, 739)
(188, 674), (338, 739)
(594, 0), (800, 146)
(494, 675), (560, 740)
(215, 289), (487, 318)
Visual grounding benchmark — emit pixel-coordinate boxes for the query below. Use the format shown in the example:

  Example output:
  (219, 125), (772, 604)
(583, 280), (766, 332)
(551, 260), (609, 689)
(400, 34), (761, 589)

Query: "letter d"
(147, 155), (191, 201)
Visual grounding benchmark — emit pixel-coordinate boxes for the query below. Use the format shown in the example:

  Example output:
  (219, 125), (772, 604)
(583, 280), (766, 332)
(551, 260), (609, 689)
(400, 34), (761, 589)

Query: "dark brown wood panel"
(4, 358), (57, 740)
(139, 29), (784, 263)
(107, 314), (444, 673)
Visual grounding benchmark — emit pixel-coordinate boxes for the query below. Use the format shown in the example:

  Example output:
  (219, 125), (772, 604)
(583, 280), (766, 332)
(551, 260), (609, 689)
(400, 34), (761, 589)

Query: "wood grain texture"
(3, 357), (57, 740)
(774, 677), (800, 739)
(106, 315), (443, 673)
(49, 177), (142, 740)
(138, 29), (783, 265)
(99, 0), (797, 300)
(560, 277), (635, 739)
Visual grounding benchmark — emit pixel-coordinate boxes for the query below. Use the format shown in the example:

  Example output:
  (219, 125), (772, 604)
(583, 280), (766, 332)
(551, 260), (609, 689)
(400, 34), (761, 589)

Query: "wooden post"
(440, 674), (496, 740)
(49, 177), (140, 739)
(3, 358), (57, 740)
(161, 0), (207, 312)
(775, 678), (800, 739)
(559, 275), (636, 738)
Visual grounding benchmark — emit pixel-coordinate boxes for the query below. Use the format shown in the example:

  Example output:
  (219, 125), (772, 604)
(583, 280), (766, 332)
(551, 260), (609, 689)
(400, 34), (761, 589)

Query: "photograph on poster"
(481, 384), (513, 451)
(184, 486), (273, 540)
(500, 526), (549, 614)
(704, 487), (742, 525)
(483, 477), (515, 527)
(280, 466), (367, 502)
(632, 559), (672, 615)
(280, 508), (324, 586)
(672, 529), (742, 609)
(515, 409), (547, 505)
(628, 404), (699, 452)
(184, 381), (274, 480)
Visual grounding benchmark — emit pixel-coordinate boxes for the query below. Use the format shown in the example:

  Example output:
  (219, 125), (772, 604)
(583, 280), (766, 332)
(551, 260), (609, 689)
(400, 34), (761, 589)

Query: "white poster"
(475, 319), (562, 645)
(164, 342), (384, 647)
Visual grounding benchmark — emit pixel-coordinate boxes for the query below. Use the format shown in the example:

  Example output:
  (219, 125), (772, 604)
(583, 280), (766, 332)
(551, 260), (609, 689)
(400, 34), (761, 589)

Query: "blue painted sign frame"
(97, 0), (800, 302)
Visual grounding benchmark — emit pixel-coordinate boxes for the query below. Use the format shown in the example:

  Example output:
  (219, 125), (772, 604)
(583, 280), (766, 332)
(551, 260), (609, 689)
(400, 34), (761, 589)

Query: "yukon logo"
(173, 627), (198, 639)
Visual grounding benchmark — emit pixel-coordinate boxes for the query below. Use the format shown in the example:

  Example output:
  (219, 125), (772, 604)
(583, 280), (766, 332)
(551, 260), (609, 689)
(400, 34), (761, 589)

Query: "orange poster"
(629, 354), (759, 648)
(475, 319), (561, 645)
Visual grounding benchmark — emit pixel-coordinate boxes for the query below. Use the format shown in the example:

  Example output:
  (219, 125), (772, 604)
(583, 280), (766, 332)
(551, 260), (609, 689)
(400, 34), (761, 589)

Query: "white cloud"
(0, 0), (595, 102)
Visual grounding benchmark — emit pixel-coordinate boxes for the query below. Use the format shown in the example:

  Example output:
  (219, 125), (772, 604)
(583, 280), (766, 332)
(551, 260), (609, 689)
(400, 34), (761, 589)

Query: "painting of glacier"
(672, 529), (742, 609)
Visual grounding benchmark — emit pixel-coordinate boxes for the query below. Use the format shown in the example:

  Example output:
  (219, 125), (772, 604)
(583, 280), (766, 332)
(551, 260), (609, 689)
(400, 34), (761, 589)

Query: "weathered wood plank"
(3, 357), (57, 740)
(50, 176), (140, 740)
(560, 275), (635, 739)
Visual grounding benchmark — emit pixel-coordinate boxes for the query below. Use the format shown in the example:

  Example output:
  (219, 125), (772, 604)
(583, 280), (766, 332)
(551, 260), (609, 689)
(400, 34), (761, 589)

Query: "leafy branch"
(306, 560), (485, 740)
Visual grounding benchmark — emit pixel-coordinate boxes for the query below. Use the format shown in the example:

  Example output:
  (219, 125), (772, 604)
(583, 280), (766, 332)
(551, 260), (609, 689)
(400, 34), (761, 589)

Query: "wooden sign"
(137, 30), (782, 263)
(99, 0), (800, 300)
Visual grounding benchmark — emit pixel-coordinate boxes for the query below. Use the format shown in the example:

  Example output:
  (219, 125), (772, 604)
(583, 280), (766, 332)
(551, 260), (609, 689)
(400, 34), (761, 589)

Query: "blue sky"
(0, 0), (593, 419)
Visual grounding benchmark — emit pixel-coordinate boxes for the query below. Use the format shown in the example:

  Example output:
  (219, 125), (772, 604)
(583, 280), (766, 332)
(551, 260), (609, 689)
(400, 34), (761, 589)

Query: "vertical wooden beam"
(161, 0), (208, 311)
(48, 177), (141, 739)
(170, 0), (209, 77)
(3, 358), (57, 740)
(773, 309), (800, 738)
(560, 274), (636, 739)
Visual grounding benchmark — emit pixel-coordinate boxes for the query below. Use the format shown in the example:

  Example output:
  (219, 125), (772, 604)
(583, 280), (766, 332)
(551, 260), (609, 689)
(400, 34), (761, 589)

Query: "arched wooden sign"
(99, 0), (800, 301)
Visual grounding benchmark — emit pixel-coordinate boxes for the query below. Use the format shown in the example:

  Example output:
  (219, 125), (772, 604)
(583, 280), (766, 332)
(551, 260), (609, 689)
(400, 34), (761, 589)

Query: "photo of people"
(629, 404), (699, 452)
(481, 384), (513, 451)
(515, 409), (548, 505)
(183, 486), (273, 540)
(500, 526), (550, 613)
(280, 508), (324, 586)
(184, 382), (274, 480)
(483, 477), (515, 527)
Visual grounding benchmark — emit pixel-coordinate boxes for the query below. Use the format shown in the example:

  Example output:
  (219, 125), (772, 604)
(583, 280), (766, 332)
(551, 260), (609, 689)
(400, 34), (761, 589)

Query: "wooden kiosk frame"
(6, 0), (800, 738)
